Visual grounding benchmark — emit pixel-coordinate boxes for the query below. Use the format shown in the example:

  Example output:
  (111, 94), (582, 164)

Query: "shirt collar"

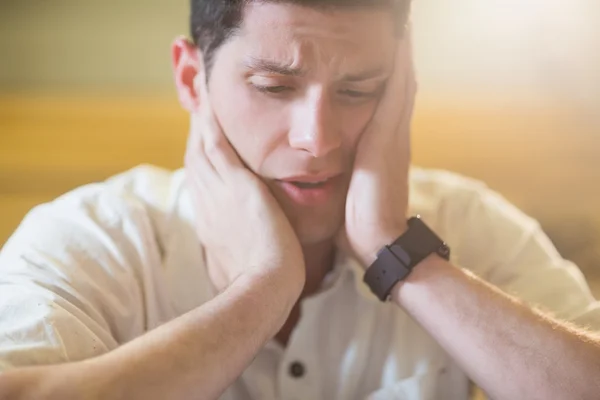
(315, 248), (380, 304)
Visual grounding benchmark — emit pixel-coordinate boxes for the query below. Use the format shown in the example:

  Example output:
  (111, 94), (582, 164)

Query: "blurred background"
(0, 0), (599, 294)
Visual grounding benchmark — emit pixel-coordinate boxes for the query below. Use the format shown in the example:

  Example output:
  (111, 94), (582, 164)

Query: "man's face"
(202, 3), (396, 245)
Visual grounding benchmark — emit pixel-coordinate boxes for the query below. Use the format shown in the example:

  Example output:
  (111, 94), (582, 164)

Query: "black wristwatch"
(363, 216), (450, 301)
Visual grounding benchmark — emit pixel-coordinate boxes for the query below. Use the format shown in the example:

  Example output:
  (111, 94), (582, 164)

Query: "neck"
(301, 239), (336, 297)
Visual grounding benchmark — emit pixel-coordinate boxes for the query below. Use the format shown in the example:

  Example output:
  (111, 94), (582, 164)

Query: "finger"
(397, 28), (417, 129)
(184, 144), (211, 219)
(395, 28), (416, 158)
(186, 114), (214, 173)
(372, 27), (416, 130)
(185, 114), (217, 189)
(202, 111), (246, 178)
(390, 27), (416, 105)
(194, 72), (247, 178)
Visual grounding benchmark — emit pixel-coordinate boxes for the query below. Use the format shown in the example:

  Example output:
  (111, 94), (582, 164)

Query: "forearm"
(100, 269), (300, 400)
(391, 256), (600, 400)
(0, 270), (301, 400)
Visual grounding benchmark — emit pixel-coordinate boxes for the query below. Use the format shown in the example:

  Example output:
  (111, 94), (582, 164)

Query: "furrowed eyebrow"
(244, 57), (305, 76)
(244, 57), (388, 82)
(340, 67), (387, 82)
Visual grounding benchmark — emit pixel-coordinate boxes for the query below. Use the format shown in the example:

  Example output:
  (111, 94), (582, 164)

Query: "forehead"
(234, 2), (397, 75)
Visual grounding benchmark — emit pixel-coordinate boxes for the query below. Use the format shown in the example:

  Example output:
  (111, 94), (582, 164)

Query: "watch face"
(365, 216), (451, 302)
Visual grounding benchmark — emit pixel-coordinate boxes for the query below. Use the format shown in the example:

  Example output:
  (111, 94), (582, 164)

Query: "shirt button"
(289, 361), (305, 378)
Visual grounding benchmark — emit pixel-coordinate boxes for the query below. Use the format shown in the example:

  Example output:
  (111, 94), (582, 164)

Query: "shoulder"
(2, 164), (184, 272)
(104, 164), (185, 214)
(0, 165), (191, 342)
(410, 167), (538, 234)
(0, 166), (187, 363)
(409, 167), (541, 270)
(409, 167), (488, 217)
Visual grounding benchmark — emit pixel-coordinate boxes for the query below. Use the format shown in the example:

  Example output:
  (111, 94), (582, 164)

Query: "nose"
(288, 88), (342, 158)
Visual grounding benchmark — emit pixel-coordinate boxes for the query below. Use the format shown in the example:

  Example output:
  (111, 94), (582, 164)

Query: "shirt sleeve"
(0, 186), (159, 371)
(448, 184), (600, 331)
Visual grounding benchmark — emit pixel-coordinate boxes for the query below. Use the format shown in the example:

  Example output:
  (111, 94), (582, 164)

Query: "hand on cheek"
(185, 70), (305, 295)
(337, 30), (416, 267)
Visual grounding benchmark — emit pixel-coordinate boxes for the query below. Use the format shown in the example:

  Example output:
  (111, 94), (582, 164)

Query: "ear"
(172, 36), (204, 112)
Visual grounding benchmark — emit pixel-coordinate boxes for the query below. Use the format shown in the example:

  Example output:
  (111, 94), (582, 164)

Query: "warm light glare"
(413, 0), (600, 106)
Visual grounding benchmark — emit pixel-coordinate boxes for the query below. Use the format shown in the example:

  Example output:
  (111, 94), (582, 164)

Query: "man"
(0, 0), (599, 399)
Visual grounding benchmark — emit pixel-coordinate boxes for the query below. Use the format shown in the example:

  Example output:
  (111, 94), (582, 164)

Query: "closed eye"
(339, 89), (378, 98)
(253, 85), (293, 94)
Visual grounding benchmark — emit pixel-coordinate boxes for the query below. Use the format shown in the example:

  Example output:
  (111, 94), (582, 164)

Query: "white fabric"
(1, 165), (599, 400)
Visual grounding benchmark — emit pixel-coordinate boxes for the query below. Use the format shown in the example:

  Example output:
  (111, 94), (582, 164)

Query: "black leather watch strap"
(363, 216), (450, 301)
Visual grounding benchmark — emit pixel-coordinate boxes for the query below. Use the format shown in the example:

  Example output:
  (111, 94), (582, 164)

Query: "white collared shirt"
(1, 165), (598, 400)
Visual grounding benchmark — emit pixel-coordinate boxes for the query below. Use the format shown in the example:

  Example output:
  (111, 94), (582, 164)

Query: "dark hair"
(191, 0), (410, 75)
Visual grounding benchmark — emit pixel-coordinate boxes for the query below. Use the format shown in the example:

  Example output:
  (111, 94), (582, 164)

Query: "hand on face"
(338, 30), (416, 267)
(185, 71), (306, 294)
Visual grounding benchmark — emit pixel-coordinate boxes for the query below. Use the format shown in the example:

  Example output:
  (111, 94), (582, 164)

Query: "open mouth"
(288, 180), (329, 189)
(274, 175), (339, 205)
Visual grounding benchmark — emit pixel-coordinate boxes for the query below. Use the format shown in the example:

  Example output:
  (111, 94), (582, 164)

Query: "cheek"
(210, 78), (289, 174)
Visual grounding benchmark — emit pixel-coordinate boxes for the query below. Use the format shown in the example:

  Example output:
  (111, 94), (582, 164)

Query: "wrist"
(32, 361), (107, 400)
(238, 263), (305, 312)
(362, 216), (451, 301)
(357, 224), (408, 267)
(388, 254), (454, 306)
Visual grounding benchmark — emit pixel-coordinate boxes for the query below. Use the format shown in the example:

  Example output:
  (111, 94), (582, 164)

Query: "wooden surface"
(2, 93), (599, 234)
(2, 93), (600, 296)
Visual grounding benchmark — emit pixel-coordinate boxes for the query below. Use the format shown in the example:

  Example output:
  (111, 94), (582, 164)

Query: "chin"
(291, 213), (343, 246)
(266, 179), (348, 245)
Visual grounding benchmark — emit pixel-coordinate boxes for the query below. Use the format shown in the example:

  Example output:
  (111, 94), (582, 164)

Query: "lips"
(290, 180), (328, 189)
(275, 173), (342, 205)
(279, 172), (341, 184)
